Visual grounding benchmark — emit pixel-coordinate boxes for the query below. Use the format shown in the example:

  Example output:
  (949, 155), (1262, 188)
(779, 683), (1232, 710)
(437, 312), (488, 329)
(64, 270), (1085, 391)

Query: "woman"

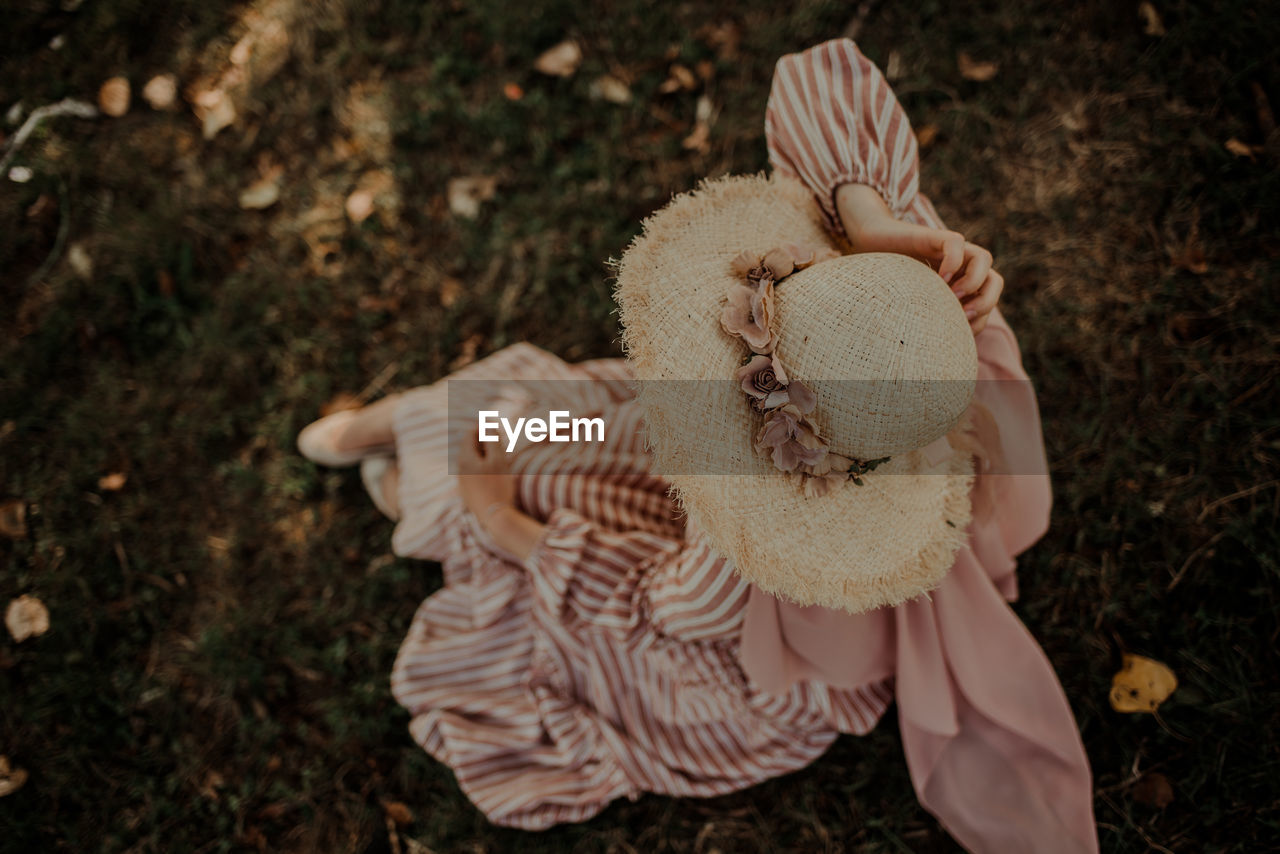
(298, 38), (1098, 853)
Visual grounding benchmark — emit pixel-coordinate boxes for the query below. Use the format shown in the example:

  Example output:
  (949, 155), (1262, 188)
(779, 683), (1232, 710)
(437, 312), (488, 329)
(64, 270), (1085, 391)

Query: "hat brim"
(613, 172), (973, 613)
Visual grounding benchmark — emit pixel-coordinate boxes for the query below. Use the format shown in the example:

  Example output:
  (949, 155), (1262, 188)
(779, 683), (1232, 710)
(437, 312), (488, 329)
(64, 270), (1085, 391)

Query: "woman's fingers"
(951, 243), (993, 298)
(963, 269), (1004, 331)
(935, 231), (967, 283)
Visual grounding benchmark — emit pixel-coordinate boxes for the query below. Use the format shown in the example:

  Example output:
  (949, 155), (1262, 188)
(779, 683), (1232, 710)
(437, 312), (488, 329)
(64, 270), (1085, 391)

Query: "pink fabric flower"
(761, 247), (796, 279)
(781, 242), (816, 267)
(785, 378), (817, 414)
(755, 404), (829, 472)
(736, 354), (790, 409)
(720, 279), (776, 354)
(730, 250), (760, 278)
(801, 470), (850, 497)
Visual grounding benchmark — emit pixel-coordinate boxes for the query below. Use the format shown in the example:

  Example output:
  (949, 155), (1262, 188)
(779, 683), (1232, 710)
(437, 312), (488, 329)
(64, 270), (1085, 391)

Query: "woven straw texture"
(613, 172), (977, 614)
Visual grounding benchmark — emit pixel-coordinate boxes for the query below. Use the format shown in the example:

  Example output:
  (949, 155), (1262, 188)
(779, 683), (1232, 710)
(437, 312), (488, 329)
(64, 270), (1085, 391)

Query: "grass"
(2, 0), (1278, 850)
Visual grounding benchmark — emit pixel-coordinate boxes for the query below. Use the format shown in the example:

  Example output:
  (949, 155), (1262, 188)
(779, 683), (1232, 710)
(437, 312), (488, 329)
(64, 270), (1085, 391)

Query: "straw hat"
(612, 172), (979, 614)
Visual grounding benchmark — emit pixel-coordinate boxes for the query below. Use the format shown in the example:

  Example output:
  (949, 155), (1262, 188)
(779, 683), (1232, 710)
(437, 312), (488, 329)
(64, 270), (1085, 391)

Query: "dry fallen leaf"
(98, 472), (127, 491)
(1224, 138), (1261, 160)
(142, 74), (177, 110)
(682, 95), (714, 153)
(682, 122), (710, 153)
(230, 33), (254, 67)
(381, 800), (414, 826)
(1109, 653), (1177, 713)
(885, 50), (903, 82)
(915, 123), (939, 149)
(239, 175), (281, 210)
(68, 242), (92, 280)
(438, 276), (463, 308)
(658, 63), (699, 95)
(1252, 81), (1276, 137)
(0, 756), (28, 798)
(449, 334), (484, 370)
(6, 595), (50, 642)
(192, 87), (236, 139)
(1173, 225), (1209, 274)
(957, 52), (999, 82)
(98, 76), (131, 117)
(0, 500), (26, 540)
(696, 20), (741, 60)
(320, 393), (363, 417)
(345, 189), (375, 224)
(1138, 2), (1166, 36)
(447, 175), (497, 219)
(590, 75), (632, 105)
(1131, 772), (1174, 808)
(199, 769), (226, 801)
(533, 40), (582, 77)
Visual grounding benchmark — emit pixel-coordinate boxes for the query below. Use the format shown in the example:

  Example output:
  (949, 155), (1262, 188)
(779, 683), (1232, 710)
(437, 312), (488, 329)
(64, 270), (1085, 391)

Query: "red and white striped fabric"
(385, 38), (986, 830)
(387, 342), (894, 829)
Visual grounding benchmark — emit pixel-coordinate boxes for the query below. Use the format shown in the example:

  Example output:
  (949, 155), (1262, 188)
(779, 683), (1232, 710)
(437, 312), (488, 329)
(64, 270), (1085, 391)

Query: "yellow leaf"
(957, 52), (999, 82)
(1109, 653), (1177, 713)
(6, 595), (50, 643)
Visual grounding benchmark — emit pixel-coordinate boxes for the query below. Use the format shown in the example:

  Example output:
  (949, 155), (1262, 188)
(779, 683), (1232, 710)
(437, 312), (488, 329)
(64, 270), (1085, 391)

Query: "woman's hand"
(456, 426), (546, 561)
(457, 428), (518, 519)
(834, 183), (1004, 335)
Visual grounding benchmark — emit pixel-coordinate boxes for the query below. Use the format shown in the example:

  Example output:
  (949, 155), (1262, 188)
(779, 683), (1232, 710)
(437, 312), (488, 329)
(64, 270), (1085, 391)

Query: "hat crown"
(614, 172), (978, 613)
(774, 252), (977, 459)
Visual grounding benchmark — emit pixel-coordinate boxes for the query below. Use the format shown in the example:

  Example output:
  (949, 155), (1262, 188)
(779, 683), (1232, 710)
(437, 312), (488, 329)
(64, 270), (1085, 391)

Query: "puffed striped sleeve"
(524, 509), (751, 643)
(765, 37), (921, 237)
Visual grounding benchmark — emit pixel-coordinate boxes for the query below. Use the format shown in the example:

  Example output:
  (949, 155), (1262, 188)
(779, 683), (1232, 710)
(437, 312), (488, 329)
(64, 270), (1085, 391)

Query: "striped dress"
(387, 38), (1014, 830)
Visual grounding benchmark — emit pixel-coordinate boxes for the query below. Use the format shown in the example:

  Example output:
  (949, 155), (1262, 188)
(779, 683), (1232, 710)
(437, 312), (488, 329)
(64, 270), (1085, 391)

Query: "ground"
(1, 0), (1278, 851)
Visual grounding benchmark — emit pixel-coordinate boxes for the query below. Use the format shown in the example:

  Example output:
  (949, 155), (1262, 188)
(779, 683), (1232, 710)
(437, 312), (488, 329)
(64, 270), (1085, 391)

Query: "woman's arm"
(456, 429), (546, 561)
(835, 183), (1005, 332)
(766, 38), (1004, 334)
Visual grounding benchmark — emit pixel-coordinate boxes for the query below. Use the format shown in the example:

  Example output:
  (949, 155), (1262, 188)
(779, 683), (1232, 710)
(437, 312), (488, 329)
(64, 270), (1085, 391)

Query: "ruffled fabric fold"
(897, 547), (1096, 853)
(388, 345), (895, 829)
(756, 36), (1097, 852)
(765, 37), (923, 235)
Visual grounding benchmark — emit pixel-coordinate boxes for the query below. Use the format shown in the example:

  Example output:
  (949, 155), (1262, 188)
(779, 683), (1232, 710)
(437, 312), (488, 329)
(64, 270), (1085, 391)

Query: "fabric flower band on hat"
(721, 243), (891, 497)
